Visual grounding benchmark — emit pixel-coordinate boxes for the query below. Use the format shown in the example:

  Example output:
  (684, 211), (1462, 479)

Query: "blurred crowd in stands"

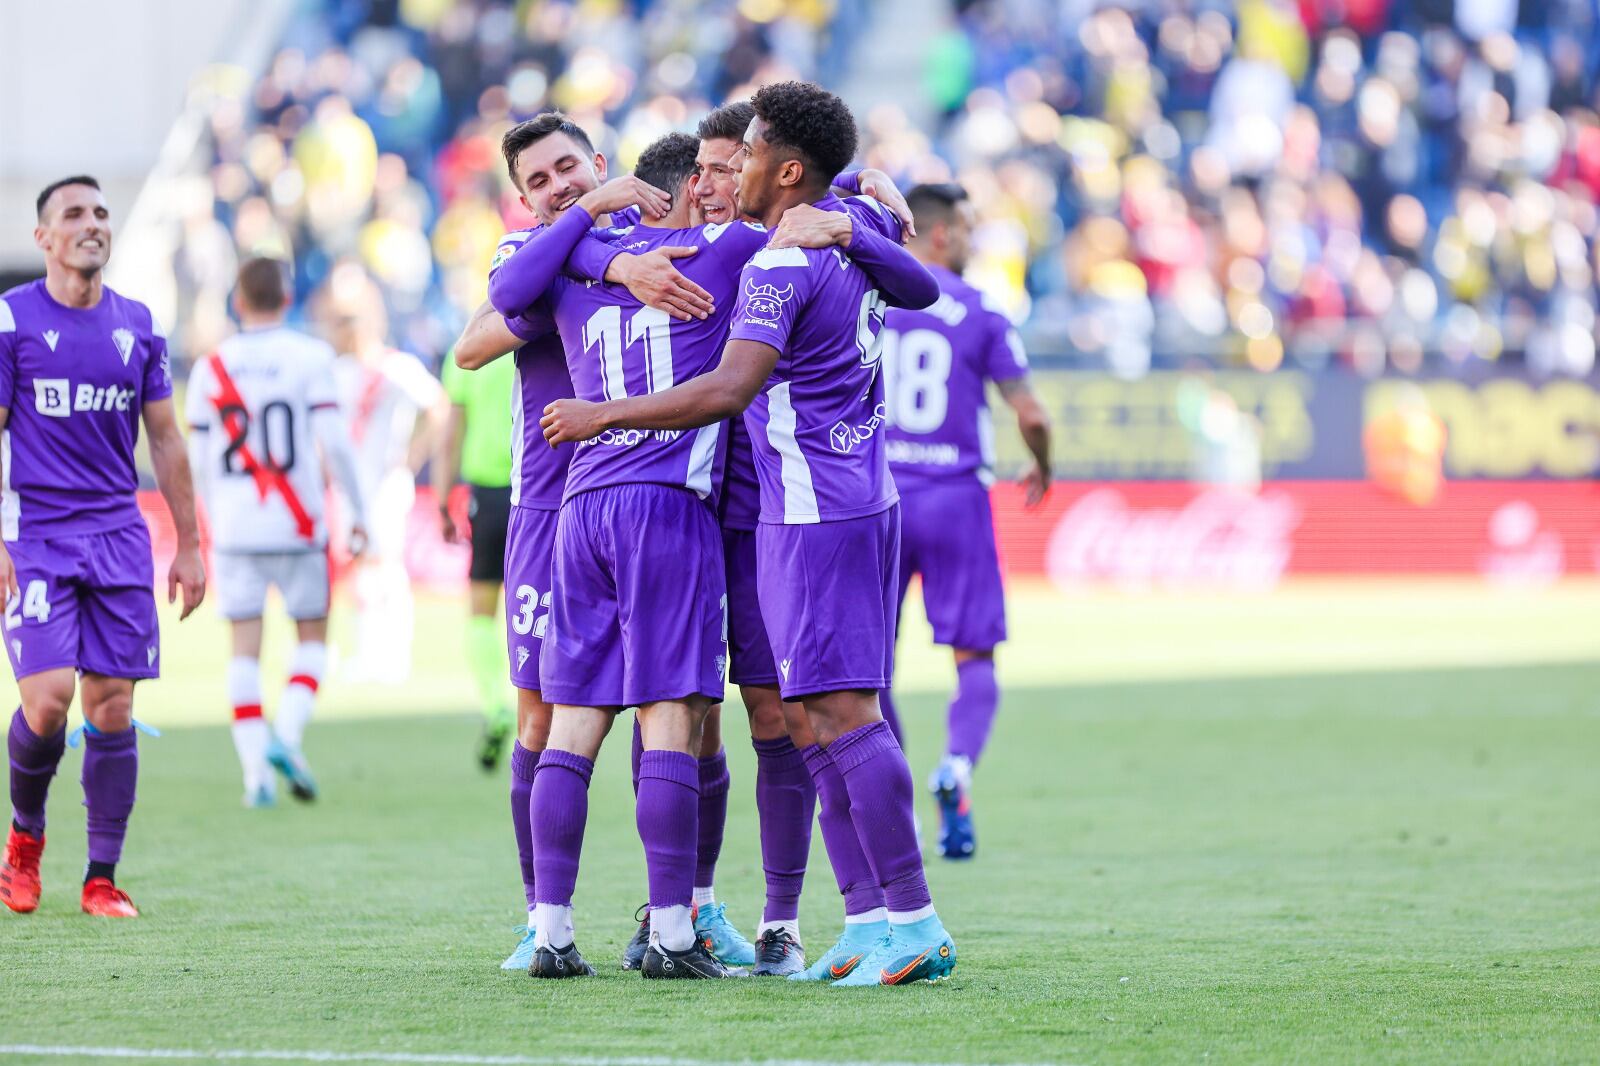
(171, 0), (1600, 380)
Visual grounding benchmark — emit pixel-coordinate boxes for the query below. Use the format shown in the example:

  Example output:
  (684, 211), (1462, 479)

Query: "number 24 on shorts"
(4, 579), (50, 628)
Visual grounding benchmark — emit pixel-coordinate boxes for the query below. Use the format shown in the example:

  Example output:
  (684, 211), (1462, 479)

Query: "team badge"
(112, 328), (135, 365)
(42, 330), (59, 352)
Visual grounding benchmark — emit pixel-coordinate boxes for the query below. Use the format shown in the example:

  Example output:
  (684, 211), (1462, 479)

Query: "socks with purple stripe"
(801, 742), (885, 917)
(509, 741), (539, 913)
(752, 735), (814, 926)
(948, 658), (999, 765)
(695, 749), (729, 895)
(636, 749), (700, 951)
(81, 725), (138, 869)
(531, 749), (593, 948)
(878, 687), (904, 747)
(8, 708), (64, 837)
(828, 720), (933, 916)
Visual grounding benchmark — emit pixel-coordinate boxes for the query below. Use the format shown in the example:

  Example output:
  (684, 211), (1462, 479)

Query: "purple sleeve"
(985, 314), (1030, 383)
(503, 300), (557, 343)
(566, 235), (624, 284)
(143, 319), (175, 402)
(842, 206), (938, 310)
(727, 253), (808, 353)
(832, 170), (863, 195)
(487, 206), (599, 317)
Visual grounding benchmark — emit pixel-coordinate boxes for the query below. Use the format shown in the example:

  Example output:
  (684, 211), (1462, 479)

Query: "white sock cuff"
(291, 641), (328, 680)
(888, 904), (937, 925)
(758, 918), (800, 940)
(227, 657), (262, 707)
(845, 907), (887, 925)
(692, 886), (716, 908)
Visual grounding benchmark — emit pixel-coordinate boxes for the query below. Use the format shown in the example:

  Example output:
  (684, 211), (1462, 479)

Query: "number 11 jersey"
(185, 325), (344, 552)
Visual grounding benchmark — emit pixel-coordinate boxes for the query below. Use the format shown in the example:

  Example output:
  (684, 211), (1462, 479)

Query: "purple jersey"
(491, 229), (576, 510)
(727, 195), (905, 525)
(718, 416), (761, 531)
(0, 280), (173, 539)
(532, 220), (769, 503)
(882, 265), (1029, 491)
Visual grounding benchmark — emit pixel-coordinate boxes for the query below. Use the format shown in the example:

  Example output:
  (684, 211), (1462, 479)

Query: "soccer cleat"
(81, 877), (139, 918)
(693, 902), (756, 966)
(787, 919), (888, 982)
(930, 755), (976, 860)
(641, 937), (745, 979)
(266, 737), (318, 802)
(1, 826), (45, 914)
(501, 925), (538, 971)
(751, 928), (806, 976)
(620, 903), (650, 970)
(827, 931), (898, 986)
(476, 715), (511, 772)
(877, 919), (957, 986)
(528, 941), (596, 978)
(242, 782), (276, 809)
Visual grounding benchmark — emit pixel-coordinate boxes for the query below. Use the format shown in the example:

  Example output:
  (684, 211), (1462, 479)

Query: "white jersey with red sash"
(332, 348), (443, 500)
(185, 326), (346, 552)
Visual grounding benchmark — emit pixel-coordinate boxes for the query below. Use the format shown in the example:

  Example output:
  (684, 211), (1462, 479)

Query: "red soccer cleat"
(0, 826), (44, 913)
(81, 877), (139, 918)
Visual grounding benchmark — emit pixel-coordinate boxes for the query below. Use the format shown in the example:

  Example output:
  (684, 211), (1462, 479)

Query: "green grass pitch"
(1, 579), (1598, 1065)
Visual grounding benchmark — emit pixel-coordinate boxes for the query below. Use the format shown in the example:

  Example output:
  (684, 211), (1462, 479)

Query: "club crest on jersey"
(42, 330), (60, 352)
(112, 328), (135, 365)
(147, 646), (157, 667)
(517, 646), (531, 670)
(742, 280), (793, 327)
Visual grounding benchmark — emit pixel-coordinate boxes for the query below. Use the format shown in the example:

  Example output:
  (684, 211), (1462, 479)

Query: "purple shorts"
(723, 526), (778, 687)
(898, 481), (1007, 651)
(540, 484), (727, 708)
(504, 504), (559, 691)
(757, 506), (899, 701)
(3, 525), (159, 680)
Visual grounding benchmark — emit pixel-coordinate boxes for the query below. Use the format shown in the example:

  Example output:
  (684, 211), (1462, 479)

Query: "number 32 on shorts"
(4, 579), (50, 629)
(511, 584), (551, 639)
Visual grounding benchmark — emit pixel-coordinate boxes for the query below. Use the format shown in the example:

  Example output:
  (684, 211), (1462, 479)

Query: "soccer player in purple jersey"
(0, 176), (206, 918)
(542, 82), (959, 986)
(452, 112), (709, 972)
(879, 182), (1053, 860)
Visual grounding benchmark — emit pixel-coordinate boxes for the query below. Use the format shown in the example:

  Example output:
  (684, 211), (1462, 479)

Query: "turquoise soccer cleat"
(242, 782), (276, 809)
(693, 902), (756, 966)
(266, 737), (319, 802)
(788, 919), (888, 982)
(501, 925), (538, 971)
(833, 915), (957, 987)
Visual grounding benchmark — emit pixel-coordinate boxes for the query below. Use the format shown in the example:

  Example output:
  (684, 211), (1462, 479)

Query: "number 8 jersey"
(185, 325), (358, 552)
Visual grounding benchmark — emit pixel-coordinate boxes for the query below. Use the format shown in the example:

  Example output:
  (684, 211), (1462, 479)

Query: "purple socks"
(510, 741), (538, 908)
(8, 708), (64, 837)
(696, 750), (729, 889)
(81, 726), (138, 866)
(636, 749), (699, 910)
(530, 749), (593, 906)
(949, 658), (999, 764)
(753, 735), (815, 923)
(801, 742), (884, 915)
(829, 720), (931, 914)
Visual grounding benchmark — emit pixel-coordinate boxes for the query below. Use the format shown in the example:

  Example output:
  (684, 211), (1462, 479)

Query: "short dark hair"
(501, 112), (596, 188)
(36, 175), (101, 219)
(905, 183), (968, 230)
(236, 256), (290, 312)
(696, 101), (756, 144)
(633, 133), (700, 201)
(750, 82), (858, 191)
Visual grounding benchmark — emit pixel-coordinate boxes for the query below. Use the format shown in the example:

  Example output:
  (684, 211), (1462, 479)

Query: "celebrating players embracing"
(0, 176), (206, 918)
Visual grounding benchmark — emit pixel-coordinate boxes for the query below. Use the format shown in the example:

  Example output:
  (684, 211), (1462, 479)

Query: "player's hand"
(768, 203), (853, 250)
(0, 543), (17, 610)
(349, 524), (370, 559)
(856, 168), (915, 238)
(541, 398), (608, 446)
(577, 175), (672, 220)
(438, 505), (459, 544)
(606, 248), (713, 321)
(168, 545), (206, 621)
(1019, 460), (1051, 508)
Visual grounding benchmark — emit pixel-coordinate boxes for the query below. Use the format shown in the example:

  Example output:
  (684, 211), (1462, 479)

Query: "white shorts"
(215, 551), (331, 622)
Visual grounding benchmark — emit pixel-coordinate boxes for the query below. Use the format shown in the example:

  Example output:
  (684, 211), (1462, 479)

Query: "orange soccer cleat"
(1, 825), (45, 913)
(81, 876), (139, 918)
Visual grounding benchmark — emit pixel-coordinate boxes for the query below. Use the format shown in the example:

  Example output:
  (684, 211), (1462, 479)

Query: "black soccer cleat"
(527, 942), (596, 979)
(751, 928), (806, 976)
(620, 903), (650, 971)
(641, 936), (746, 979)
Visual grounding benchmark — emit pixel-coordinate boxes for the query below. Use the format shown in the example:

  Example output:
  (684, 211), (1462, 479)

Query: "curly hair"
(633, 133), (701, 200)
(750, 81), (858, 191)
(696, 100), (756, 144)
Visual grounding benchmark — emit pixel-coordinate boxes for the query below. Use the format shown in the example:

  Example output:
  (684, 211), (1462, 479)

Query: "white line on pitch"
(0, 1045), (1066, 1066)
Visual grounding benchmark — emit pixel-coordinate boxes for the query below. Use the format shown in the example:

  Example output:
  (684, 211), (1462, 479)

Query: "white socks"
(759, 918), (800, 941)
(276, 642), (325, 749)
(228, 657), (269, 791)
(888, 904), (936, 925)
(533, 903), (574, 950)
(692, 885), (716, 908)
(651, 904), (695, 952)
(845, 907), (887, 926)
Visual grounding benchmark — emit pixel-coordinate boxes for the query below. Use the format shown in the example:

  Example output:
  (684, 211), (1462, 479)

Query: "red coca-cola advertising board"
(991, 481), (1600, 586)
